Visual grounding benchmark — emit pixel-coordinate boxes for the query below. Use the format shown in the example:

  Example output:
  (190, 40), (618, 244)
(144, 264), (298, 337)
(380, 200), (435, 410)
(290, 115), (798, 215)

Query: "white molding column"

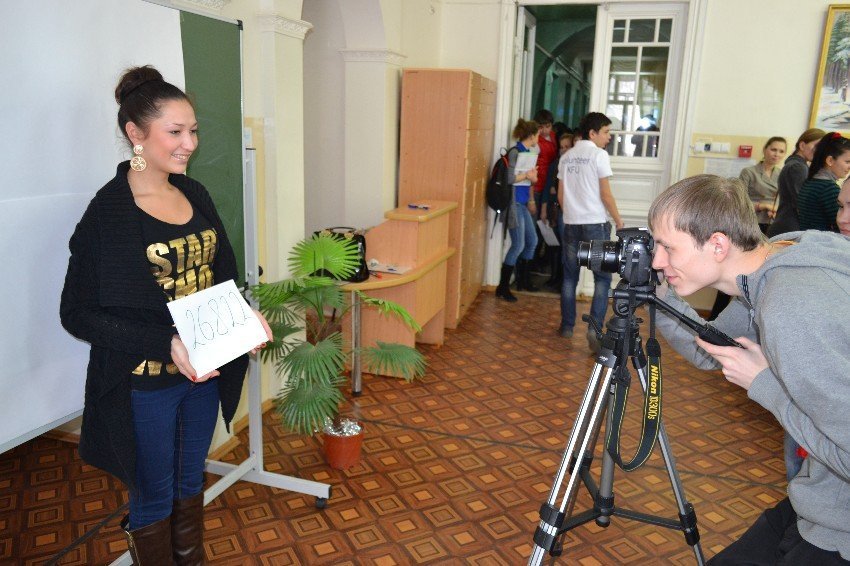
(340, 48), (406, 229)
(255, 12), (313, 281)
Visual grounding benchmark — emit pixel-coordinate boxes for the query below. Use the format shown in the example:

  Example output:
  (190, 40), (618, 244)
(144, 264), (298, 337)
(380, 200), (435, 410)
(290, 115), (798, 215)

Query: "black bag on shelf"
(313, 227), (370, 283)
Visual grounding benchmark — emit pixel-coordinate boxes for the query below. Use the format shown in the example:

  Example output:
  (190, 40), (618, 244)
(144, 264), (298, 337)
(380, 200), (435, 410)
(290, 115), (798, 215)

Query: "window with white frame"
(605, 18), (671, 158)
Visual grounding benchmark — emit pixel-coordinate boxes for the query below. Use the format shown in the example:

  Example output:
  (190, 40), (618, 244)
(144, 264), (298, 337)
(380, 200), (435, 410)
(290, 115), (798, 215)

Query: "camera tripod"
(528, 282), (710, 565)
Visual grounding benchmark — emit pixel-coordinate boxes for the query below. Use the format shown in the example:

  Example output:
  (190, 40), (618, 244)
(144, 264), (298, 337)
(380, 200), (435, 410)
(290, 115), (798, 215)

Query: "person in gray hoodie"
(647, 174), (850, 565)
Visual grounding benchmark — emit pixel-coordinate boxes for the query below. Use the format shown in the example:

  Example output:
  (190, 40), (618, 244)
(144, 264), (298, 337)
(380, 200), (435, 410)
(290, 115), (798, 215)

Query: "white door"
(577, 2), (688, 295)
(590, 2), (688, 224)
(510, 8), (537, 126)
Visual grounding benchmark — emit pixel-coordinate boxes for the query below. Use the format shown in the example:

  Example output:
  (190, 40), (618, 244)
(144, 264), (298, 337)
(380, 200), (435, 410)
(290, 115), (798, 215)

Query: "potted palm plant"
(252, 232), (426, 469)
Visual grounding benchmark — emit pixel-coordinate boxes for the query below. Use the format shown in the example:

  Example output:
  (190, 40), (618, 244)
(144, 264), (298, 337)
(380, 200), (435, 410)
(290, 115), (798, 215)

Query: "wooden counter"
(340, 201), (456, 391)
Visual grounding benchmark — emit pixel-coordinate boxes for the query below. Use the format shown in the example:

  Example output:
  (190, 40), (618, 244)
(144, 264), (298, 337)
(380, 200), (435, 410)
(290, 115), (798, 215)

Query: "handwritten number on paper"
(186, 293), (251, 350)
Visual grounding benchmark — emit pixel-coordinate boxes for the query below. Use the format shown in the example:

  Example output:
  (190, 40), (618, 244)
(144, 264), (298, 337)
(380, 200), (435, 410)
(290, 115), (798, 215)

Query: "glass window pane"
(610, 46), (637, 74)
(638, 46), (668, 126)
(607, 133), (633, 157)
(658, 19), (672, 42)
(629, 19), (656, 43)
(613, 19), (626, 43)
(630, 132), (660, 157)
(605, 102), (630, 131)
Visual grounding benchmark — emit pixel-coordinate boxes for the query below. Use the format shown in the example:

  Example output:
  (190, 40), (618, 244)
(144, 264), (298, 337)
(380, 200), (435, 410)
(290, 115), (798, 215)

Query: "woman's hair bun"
(114, 65), (164, 105)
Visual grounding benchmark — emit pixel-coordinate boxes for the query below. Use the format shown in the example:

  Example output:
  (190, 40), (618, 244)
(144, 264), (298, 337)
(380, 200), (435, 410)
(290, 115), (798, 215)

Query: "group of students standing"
(496, 110), (624, 355)
(494, 109), (573, 303)
(740, 128), (849, 237)
(710, 129), (850, 319)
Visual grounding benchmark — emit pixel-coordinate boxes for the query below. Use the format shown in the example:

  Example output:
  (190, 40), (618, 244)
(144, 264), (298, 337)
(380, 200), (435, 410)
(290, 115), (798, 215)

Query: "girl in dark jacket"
(60, 66), (270, 564)
(768, 128), (824, 237)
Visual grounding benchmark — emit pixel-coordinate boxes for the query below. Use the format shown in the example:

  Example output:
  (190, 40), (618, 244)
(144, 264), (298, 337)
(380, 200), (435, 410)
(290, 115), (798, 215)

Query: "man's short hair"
(578, 112), (612, 139)
(533, 109), (554, 125)
(648, 175), (764, 251)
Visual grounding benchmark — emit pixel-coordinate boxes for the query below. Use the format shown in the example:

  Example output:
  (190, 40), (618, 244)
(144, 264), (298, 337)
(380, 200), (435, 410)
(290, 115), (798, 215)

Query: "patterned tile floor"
(1, 291), (788, 565)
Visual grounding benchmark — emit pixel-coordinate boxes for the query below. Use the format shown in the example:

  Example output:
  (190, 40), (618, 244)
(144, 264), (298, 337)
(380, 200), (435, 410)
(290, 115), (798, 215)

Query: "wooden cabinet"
(341, 201), (455, 387)
(398, 69), (496, 328)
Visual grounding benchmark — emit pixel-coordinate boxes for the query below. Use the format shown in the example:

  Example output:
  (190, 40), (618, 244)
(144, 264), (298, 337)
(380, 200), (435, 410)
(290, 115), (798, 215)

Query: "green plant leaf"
(361, 342), (426, 382)
(357, 294), (422, 332)
(254, 233), (431, 437)
(275, 373), (346, 436)
(289, 232), (361, 279)
(279, 333), (347, 387)
(259, 320), (301, 363)
(290, 283), (347, 315)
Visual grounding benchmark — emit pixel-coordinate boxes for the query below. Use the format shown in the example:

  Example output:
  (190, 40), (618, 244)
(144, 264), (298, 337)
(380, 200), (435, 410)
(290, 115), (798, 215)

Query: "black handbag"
(313, 227), (370, 282)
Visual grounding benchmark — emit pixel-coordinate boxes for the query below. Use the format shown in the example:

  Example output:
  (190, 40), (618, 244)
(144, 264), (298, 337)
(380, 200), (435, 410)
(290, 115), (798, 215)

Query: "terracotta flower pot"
(322, 430), (364, 470)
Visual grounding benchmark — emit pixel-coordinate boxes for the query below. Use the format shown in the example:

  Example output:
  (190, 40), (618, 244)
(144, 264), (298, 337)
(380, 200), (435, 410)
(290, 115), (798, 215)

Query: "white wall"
(693, 0), (830, 137)
(402, 0), (443, 68)
(440, 0), (502, 79)
(303, 0), (346, 234)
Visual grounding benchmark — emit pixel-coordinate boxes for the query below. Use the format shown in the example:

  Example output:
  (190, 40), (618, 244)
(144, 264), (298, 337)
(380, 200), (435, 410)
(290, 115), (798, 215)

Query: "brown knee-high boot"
(171, 492), (205, 565)
(121, 514), (173, 566)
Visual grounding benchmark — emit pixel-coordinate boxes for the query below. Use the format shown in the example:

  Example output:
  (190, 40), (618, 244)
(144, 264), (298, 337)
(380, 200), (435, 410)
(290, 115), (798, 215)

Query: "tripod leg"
(632, 364), (706, 565)
(529, 364), (615, 566)
(594, 394), (618, 528)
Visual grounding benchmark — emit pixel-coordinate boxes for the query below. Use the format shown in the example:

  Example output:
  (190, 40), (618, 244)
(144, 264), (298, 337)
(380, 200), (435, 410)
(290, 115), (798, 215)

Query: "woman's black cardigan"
(60, 162), (248, 489)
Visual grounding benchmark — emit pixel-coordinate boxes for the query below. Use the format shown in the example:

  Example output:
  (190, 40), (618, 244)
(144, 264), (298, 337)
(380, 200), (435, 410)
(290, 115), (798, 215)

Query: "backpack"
(486, 146), (518, 238)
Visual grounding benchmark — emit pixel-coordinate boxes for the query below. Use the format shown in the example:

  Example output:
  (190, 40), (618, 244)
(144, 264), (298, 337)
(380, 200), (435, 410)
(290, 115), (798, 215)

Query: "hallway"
(2, 292), (787, 564)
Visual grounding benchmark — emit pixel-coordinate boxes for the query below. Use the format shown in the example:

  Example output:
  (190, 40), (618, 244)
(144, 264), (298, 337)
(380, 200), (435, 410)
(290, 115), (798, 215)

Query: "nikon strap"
(605, 301), (663, 472)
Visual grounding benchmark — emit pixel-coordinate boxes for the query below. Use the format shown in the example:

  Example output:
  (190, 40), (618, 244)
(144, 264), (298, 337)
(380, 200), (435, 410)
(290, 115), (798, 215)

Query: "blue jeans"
(505, 201), (538, 266)
(560, 222), (612, 331)
(129, 379), (219, 529)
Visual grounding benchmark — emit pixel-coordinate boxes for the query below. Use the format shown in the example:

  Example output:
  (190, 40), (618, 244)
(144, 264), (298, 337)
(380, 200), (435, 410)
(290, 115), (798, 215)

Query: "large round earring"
(130, 144), (147, 172)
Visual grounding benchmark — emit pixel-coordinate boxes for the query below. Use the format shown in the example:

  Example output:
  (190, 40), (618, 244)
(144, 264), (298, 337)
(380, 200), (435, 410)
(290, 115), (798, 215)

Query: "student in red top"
(532, 109), (557, 208)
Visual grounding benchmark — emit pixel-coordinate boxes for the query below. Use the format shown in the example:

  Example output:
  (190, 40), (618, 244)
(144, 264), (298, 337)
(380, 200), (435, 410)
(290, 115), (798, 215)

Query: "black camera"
(577, 227), (655, 287)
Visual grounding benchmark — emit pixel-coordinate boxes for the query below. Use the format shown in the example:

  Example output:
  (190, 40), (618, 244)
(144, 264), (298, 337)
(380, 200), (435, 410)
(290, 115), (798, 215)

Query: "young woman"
(798, 132), (850, 232)
(60, 65), (271, 564)
(768, 128), (825, 237)
(495, 118), (539, 302)
(711, 136), (786, 320)
(739, 136), (786, 234)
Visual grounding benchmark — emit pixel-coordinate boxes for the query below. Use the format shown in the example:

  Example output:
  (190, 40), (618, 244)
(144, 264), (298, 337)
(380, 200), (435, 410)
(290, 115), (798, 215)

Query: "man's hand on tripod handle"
(694, 336), (768, 391)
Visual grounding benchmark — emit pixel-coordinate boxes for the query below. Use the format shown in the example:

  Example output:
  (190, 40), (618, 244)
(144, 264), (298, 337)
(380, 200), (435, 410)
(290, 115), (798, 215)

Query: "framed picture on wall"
(811, 4), (850, 131)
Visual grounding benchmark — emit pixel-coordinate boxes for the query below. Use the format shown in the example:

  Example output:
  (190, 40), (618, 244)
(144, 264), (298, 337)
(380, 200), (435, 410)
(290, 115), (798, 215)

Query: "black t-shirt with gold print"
(131, 204), (217, 390)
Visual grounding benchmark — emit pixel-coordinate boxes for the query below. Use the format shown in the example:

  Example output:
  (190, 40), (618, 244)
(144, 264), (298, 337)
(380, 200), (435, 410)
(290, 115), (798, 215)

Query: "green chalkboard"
(181, 13), (245, 281)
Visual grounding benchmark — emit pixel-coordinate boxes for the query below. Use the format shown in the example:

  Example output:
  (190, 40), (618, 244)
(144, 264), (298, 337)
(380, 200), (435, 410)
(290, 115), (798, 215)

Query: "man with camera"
(647, 174), (850, 564)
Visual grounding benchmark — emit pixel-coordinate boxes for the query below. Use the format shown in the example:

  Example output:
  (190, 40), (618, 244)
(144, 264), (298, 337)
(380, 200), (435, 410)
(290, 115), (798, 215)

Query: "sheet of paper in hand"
(166, 279), (267, 377)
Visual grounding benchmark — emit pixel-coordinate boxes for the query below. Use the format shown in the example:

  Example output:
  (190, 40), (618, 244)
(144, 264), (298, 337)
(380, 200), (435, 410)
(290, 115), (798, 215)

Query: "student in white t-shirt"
(556, 112), (624, 353)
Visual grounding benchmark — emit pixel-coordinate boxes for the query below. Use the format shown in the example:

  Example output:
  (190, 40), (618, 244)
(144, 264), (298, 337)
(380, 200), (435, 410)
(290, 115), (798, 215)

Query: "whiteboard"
(0, 0), (186, 452)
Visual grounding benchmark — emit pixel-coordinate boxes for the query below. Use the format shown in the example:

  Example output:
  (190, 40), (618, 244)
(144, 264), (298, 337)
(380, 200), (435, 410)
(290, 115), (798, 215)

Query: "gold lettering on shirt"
(146, 228), (217, 301)
(166, 363), (179, 375)
(197, 264), (213, 291)
(132, 361), (146, 375)
(147, 243), (172, 277)
(184, 234), (202, 271)
(200, 229), (217, 265)
(147, 361), (162, 376)
(169, 237), (187, 273)
(174, 268), (198, 299)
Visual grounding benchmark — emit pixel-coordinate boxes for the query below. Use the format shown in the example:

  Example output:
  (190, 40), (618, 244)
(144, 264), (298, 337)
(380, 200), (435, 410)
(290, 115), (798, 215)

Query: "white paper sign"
(537, 219), (560, 246)
(167, 279), (267, 376)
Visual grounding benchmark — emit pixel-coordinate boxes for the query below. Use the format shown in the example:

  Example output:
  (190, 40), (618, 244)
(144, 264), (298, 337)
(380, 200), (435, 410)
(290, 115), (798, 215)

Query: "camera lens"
(577, 240), (620, 273)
